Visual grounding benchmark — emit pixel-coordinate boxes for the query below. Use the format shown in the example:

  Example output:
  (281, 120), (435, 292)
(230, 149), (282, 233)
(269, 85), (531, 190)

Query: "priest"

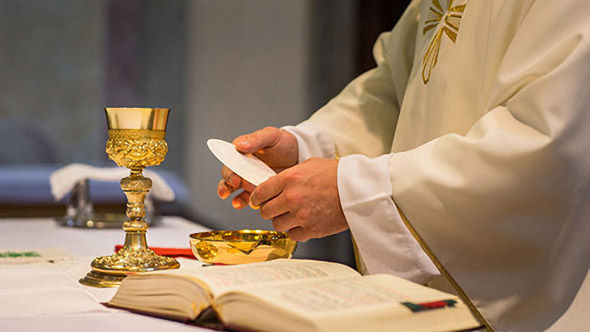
(217, 0), (590, 330)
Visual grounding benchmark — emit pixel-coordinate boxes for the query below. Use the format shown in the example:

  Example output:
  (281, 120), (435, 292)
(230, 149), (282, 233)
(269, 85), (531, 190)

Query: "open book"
(108, 259), (481, 332)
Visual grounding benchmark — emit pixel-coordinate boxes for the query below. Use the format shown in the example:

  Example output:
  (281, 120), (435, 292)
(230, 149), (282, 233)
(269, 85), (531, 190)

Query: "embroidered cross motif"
(421, 0), (466, 84)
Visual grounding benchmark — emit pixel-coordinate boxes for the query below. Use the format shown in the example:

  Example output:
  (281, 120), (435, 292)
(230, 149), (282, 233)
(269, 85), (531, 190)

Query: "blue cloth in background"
(0, 164), (189, 205)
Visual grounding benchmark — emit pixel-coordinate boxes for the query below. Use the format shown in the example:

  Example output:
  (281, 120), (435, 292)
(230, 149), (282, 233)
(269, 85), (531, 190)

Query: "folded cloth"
(114, 245), (195, 259)
(50, 163), (175, 202)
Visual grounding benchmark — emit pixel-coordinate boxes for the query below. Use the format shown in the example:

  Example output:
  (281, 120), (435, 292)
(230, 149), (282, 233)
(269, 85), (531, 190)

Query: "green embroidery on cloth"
(0, 251), (41, 258)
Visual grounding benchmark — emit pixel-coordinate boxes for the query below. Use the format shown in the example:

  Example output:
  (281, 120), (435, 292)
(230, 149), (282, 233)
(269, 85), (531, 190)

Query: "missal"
(108, 259), (481, 332)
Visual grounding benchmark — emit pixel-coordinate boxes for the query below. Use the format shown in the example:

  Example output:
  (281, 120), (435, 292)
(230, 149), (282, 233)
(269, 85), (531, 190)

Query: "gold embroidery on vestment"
(422, 0), (466, 84)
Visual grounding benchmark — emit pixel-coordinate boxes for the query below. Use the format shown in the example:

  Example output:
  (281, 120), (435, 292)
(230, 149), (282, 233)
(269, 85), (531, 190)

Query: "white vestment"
(285, 0), (590, 330)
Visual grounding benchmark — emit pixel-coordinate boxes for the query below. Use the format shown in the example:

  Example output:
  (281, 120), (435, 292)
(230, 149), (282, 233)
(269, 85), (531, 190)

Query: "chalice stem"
(120, 168), (151, 251)
(121, 169), (150, 226)
(122, 230), (148, 251)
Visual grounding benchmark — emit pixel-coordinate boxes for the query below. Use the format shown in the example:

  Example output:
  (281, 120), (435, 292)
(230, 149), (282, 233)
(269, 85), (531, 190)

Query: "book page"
(227, 275), (420, 314)
(159, 259), (359, 295)
(217, 274), (480, 332)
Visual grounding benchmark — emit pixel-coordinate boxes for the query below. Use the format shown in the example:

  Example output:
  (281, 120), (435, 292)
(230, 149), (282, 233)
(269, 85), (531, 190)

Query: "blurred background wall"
(185, 0), (312, 232)
(0, 0), (104, 164)
(0, 0), (410, 266)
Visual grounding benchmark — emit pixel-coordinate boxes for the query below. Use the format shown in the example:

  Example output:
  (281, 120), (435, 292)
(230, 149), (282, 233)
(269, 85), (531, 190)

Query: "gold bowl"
(189, 230), (297, 265)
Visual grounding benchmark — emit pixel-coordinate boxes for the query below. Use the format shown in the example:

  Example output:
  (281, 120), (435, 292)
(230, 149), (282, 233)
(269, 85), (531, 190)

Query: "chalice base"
(79, 270), (127, 288)
(80, 238), (180, 288)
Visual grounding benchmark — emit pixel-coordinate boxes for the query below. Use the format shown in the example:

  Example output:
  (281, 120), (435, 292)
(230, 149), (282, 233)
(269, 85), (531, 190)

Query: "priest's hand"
(217, 127), (299, 209)
(250, 157), (348, 242)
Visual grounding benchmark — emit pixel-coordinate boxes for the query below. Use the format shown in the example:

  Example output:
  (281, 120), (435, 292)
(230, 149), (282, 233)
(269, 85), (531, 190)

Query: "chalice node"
(80, 108), (179, 288)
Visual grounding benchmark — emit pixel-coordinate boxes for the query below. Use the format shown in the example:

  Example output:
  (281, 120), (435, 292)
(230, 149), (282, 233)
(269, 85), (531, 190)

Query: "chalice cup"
(80, 107), (180, 288)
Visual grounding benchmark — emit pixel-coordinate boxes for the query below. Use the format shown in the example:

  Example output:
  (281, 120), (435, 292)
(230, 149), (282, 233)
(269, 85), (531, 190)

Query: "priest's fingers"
(221, 166), (241, 190)
(271, 213), (300, 233)
(276, 216), (315, 241)
(243, 179), (256, 193)
(231, 128), (299, 170)
(259, 193), (290, 220)
(286, 226), (308, 242)
(232, 127), (282, 154)
(250, 175), (284, 207)
(221, 166), (256, 192)
(217, 180), (231, 199)
(232, 190), (251, 210)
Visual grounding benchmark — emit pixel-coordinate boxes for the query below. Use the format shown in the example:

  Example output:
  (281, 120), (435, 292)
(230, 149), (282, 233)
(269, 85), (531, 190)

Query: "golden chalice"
(80, 107), (179, 288)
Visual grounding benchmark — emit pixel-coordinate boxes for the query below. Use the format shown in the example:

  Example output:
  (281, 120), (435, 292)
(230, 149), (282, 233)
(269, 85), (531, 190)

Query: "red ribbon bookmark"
(402, 299), (457, 312)
(114, 245), (196, 259)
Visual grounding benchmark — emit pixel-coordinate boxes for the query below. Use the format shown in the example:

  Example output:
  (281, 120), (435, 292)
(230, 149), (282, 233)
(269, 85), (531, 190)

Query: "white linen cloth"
(0, 217), (209, 332)
(285, 0), (590, 330)
(50, 163), (175, 202)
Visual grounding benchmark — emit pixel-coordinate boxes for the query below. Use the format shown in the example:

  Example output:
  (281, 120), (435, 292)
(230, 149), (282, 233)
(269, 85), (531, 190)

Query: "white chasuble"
(286, 0), (590, 330)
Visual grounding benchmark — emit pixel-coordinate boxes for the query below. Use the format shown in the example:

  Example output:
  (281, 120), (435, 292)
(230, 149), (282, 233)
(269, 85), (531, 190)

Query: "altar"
(0, 216), (212, 332)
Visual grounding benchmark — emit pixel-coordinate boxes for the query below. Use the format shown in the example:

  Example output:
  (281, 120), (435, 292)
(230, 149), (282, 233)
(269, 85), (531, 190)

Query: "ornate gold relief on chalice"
(80, 108), (179, 288)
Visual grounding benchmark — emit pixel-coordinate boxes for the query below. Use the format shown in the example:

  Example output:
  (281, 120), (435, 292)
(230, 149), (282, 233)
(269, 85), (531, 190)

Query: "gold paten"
(80, 108), (179, 288)
(190, 230), (297, 265)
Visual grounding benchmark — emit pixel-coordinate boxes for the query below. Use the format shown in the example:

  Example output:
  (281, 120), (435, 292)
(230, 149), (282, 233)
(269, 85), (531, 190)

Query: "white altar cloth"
(0, 216), (211, 332)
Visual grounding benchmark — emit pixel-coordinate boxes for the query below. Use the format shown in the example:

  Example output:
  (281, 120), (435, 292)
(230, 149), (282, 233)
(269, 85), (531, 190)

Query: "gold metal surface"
(190, 230), (297, 265)
(105, 107), (169, 130)
(105, 129), (168, 169)
(80, 108), (179, 288)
